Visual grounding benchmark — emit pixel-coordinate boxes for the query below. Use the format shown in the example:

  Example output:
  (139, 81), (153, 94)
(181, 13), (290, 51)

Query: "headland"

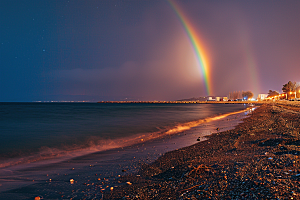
(97, 100), (266, 104)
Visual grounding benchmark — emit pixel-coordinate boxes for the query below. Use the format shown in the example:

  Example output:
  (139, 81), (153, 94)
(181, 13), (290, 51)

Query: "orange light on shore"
(289, 91), (296, 99)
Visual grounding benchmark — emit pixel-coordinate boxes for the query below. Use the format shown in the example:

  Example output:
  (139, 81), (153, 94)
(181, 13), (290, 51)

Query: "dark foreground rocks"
(104, 103), (300, 199)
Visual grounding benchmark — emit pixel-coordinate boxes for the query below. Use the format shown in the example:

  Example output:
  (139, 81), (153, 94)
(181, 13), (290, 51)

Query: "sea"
(0, 102), (253, 199)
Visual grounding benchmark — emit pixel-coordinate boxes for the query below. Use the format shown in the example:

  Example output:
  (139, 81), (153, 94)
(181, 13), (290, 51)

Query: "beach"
(104, 102), (300, 199)
(0, 103), (252, 199)
(0, 104), (253, 199)
(1, 102), (300, 199)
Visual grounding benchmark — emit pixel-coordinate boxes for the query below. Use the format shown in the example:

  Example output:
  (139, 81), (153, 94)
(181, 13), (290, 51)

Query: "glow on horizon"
(245, 47), (260, 96)
(240, 28), (261, 96)
(167, 0), (212, 95)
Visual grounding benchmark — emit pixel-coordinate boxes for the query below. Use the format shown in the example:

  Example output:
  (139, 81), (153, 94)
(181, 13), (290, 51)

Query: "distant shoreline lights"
(167, 0), (212, 96)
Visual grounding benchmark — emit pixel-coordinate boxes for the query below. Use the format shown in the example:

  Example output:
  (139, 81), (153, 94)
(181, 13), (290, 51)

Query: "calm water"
(0, 103), (249, 168)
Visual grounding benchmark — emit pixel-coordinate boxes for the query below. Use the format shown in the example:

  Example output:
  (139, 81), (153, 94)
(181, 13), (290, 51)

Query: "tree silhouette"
(267, 90), (279, 98)
(282, 81), (299, 99)
(242, 91), (253, 100)
(282, 81), (297, 93)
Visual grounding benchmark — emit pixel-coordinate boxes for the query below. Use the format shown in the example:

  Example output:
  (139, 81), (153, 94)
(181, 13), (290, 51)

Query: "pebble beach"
(105, 102), (300, 199)
(2, 102), (300, 199)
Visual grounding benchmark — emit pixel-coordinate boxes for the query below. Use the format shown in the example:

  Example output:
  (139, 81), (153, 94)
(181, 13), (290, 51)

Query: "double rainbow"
(167, 0), (211, 95)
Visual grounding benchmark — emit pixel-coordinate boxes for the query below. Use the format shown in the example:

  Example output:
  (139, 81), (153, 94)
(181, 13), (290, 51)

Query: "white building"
(257, 94), (268, 101)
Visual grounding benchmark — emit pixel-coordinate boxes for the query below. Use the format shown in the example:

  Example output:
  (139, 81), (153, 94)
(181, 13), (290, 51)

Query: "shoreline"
(105, 102), (300, 199)
(0, 106), (252, 170)
(0, 106), (252, 199)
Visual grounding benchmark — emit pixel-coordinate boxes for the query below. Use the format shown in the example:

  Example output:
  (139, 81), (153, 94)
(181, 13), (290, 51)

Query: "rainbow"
(167, 0), (212, 95)
(242, 35), (261, 96)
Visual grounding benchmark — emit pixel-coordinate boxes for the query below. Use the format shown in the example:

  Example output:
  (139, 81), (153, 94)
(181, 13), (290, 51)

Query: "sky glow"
(1, 1), (300, 101)
(167, 0), (212, 96)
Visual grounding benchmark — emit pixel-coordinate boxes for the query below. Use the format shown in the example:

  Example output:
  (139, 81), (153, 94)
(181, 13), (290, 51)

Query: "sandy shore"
(105, 102), (300, 199)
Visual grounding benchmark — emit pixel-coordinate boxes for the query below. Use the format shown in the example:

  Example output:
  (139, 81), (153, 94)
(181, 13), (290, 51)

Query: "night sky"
(1, 0), (300, 102)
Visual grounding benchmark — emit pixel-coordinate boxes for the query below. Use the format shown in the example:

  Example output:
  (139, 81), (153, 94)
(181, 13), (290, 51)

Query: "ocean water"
(0, 102), (249, 168)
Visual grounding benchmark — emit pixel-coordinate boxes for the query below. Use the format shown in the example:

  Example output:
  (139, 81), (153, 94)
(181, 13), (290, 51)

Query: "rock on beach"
(104, 102), (300, 199)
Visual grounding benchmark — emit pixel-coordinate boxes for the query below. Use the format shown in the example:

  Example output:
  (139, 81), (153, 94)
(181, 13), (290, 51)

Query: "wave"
(0, 107), (255, 169)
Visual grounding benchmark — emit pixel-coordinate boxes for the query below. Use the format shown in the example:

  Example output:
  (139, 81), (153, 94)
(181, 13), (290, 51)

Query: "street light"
(281, 93), (286, 100)
(290, 91), (296, 99)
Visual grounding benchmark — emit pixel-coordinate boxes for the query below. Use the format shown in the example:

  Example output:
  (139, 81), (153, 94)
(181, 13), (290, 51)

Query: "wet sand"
(0, 107), (252, 199)
(104, 102), (300, 199)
